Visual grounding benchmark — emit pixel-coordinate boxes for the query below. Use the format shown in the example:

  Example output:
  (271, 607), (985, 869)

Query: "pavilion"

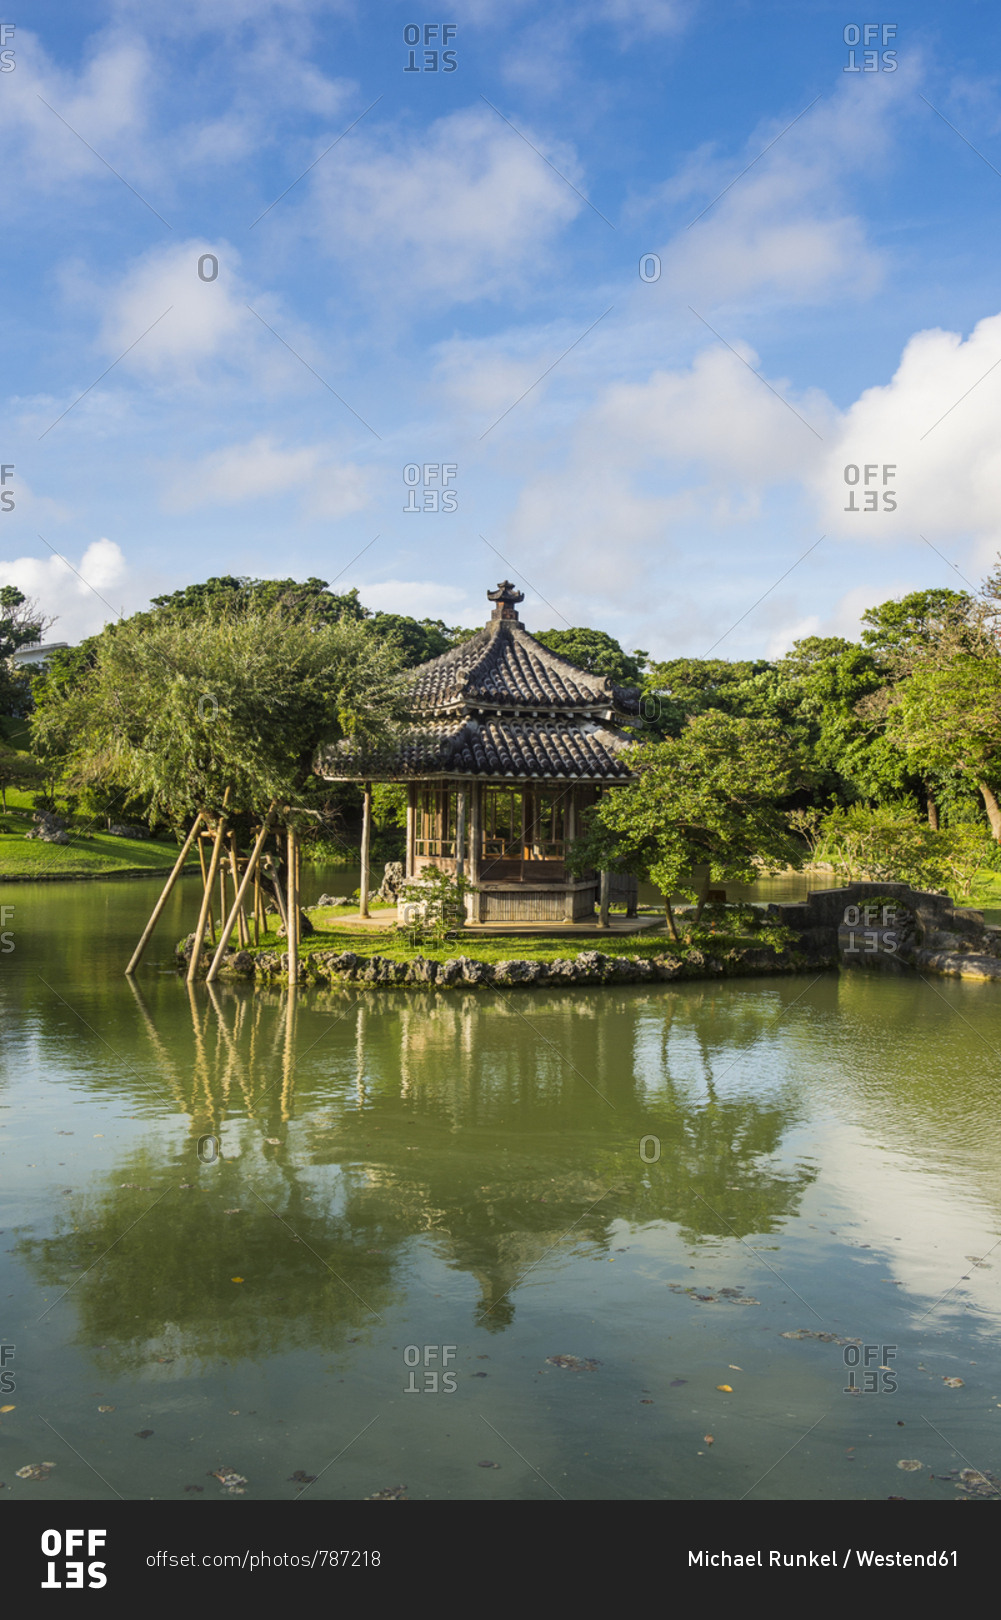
(318, 582), (642, 923)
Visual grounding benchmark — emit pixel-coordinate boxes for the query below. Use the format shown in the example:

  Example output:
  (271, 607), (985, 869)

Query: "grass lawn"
(0, 795), (194, 879)
(241, 907), (734, 965)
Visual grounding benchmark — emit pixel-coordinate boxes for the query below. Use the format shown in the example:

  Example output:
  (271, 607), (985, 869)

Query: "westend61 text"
(688, 1548), (958, 1568)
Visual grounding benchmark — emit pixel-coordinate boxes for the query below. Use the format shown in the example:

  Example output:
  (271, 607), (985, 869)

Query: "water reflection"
(19, 978), (816, 1367)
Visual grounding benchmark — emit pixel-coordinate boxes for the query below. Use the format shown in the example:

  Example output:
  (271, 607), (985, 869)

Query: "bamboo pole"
(359, 782), (372, 918)
(196, 832), (216, 943)
(125, 813), (204, 975)
(186, 790), (231, 984)
(253, 856), (261, 945)
(206, 808), (277, 983)
(286, 822), (299, 985)
(228, 832), (248, 946)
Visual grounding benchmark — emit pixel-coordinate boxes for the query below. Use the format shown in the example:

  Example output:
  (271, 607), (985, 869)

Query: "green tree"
(569, 711), (803, 938)
(534, 626), (647, 687)
(30, 604), (406, 827)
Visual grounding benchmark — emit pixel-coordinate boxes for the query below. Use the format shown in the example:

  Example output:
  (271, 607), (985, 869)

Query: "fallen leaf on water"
(546, 1354), (600, 1371)
(897, 1459), (923, 1471)
(716, 1385), (733, 1393)
(210, 1468), (247, 1490)
(289, 1470), (316, 1484)
(15, 1463), (55, 1480)
(477, 1460), (500, 1468)
(943, 1377), (965, 1388)
(97, 1405), (114, 1413)
(366, 1485), (407, 1500)
(704, 1434), (714, 1445)
(639, 1398), (654, 1404)
(0, 1405), (14, 1413)
(264, 1138), (281, 1146)
(670, 1378), (687, 1387)
(728, 1365), (742, 1372)
(231, 1277), (244, 1283)
(135, 1430), (153, 1439)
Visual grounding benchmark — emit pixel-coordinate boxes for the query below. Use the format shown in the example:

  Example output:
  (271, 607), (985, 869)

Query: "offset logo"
(0, 25), (14, 71)
(41, 1530), (108, 1590)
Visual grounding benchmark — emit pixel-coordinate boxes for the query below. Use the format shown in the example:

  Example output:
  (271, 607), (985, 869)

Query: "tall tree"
(568, 711), (803, 936)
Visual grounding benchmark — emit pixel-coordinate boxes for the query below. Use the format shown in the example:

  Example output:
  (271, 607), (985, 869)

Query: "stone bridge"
(767, 882), (1001, 982)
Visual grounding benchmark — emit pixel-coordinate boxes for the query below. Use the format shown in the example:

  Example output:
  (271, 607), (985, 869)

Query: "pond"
(1, 872), (999, 1501)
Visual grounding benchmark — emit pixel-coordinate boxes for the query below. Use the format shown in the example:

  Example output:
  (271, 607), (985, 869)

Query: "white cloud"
(0, 538), (130, 641)
(806, 313), (1001, 565)
(163, 435), (372, 519)
(305, 106), (582, 300)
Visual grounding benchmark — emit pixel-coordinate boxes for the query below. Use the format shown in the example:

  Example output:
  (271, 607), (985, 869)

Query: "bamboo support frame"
(205, 807), (278, 983)
(186, 790), (231, 984)
(125, 813), (204, 975)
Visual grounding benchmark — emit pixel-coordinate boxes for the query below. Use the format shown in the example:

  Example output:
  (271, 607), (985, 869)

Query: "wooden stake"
(228, 832), (248, 946)
(125, 813), (204, 975)
(197, 832), (216, 944)
(205, 808), (277, 983)
(359, 782), (372, 919)
(186, 789), (231, 984)
(286, 821), (299, 985)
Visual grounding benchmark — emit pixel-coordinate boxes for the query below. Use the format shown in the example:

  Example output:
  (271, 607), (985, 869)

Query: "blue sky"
(4, 0), (1001, 660)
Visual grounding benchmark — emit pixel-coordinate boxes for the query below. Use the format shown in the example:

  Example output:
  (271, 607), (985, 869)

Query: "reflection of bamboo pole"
(287, 822), (299, 985)
(124, 974), (188, 1108)
(187, 790), (231, 984)
(125, 813), (204, 975)
(218, 858), (227, 944)
(281, 983), (297, 1120)
(206, 808), (277, 983)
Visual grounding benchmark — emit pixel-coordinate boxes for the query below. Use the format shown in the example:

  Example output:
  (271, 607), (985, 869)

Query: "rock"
(315, 895), (353, 907)
(438, 959), (462, 986)
(377, 862), (404, 902)
(224, 950), (255, 978)
(459, 957), (490, 985)
(25, 810), (70, 844)
(653, 955), (684, 979)
(107, 822), (150, 840)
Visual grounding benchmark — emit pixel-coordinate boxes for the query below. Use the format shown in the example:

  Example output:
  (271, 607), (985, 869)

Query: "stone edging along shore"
(203, 943), (829, 987)
(189, 881), (1001, 987)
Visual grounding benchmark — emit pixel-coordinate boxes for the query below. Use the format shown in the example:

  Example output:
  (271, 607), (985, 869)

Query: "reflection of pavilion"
(320, 582), (641, 922)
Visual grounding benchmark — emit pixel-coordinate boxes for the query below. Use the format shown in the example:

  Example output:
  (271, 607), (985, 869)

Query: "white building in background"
(11, 640), (71, 668)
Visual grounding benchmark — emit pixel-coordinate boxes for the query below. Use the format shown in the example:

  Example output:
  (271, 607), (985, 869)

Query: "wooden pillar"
(519, 788), (526, 883)
(599, 868), (611, 930)
(359, 782), (372, 918)
(469, 782), (481, 921)
(455, 786), (467, 878)
(455, 785), (467, 927)
(406, 785), (416, 879)
(563, 790), (576, 922)
(287, 822), (299, 985)
(125, 813), (204, 975)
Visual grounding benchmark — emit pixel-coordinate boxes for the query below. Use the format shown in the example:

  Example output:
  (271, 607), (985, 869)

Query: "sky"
(3, 0), (1001, 661)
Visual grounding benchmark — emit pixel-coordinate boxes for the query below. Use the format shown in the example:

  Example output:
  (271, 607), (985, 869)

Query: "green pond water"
(1, 870), (1000, 1502)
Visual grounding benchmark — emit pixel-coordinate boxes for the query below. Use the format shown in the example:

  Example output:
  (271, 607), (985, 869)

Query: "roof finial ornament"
(487, 579), (525, 623)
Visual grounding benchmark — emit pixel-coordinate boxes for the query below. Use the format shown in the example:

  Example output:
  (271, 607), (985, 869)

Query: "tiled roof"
(407, 619), (628, 714)
(321, 718), (635, 780)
